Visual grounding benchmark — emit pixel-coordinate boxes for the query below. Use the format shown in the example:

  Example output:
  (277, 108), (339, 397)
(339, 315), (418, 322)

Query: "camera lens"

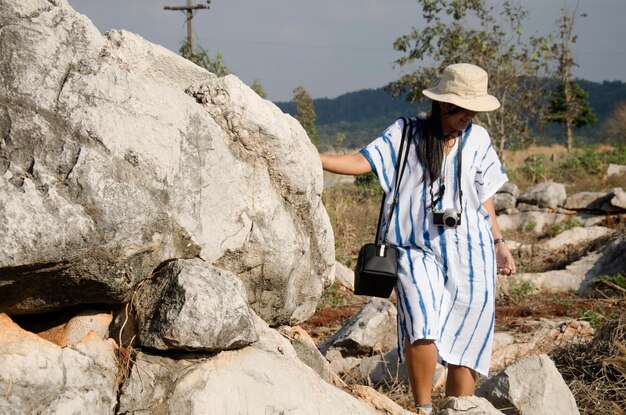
(443, 210), (458, 227)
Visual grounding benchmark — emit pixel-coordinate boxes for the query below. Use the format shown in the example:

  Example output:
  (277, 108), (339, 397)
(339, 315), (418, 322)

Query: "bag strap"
(374, 117), (413, 245)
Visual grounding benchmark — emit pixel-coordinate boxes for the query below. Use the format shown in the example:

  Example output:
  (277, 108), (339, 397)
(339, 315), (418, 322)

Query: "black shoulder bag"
(354, 117), (413, 298)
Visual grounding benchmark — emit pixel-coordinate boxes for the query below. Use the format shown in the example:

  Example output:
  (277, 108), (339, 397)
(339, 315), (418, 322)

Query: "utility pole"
(164, 0), (210, 54)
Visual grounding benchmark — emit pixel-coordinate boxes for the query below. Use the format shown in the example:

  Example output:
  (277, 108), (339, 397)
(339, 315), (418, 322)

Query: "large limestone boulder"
(320, 298), (397, 355)
(134, 258), (257, 351)
(0, 0), (333, 325)
(517, 182), (567, 210)
(118, 348), (381, 415)
(0, 314), (119, 415)
(477, 354), (579, 415)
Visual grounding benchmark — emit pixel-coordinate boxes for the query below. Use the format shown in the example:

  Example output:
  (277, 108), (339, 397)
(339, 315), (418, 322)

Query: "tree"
(292, 86), (319, 146)
(386, 0), (552, 161)
(545, 6), (596, 151)
(180, 39), (230, 77)
(250, 79), (266, 98)
(546, 81), (597, 146)
(604, 101), (626, 142)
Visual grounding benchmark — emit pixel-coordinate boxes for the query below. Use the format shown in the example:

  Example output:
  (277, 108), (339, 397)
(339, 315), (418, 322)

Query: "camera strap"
(429, 130), (463, 213)
(374, 117), (413, 246)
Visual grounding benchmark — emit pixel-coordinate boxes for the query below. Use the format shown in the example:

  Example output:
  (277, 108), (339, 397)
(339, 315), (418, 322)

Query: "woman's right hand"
(320, 153), (372, 175)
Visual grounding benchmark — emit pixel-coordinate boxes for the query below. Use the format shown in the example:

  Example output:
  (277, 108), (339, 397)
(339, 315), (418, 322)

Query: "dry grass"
(551, 316), (626, 415)
(322, 184), (382, 267)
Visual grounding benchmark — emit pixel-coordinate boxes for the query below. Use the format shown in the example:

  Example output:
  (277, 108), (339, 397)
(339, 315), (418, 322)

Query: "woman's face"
(440, 102), (478, 133)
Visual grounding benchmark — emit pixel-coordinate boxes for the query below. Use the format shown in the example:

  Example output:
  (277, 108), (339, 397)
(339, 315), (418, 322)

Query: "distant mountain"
(275, 79), (626, 150)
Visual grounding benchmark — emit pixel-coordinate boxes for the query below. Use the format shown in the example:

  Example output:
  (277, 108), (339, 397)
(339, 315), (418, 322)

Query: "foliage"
(549, 218), (582, 237)
(386, 0), (552, 160)
(317, 282), (349, 310)
(509, 145), (626, 189)
(292, 86), (319, 146)
(546, 81), (597, 134)
(604, 101), (626, 143)
(180, 39), (230, 76)
(354, 172), (383, 194)
(508, 280), (537, 302)
(250, 79), (266, 98)
(576, 308), (609, 329)
(274, 81), (626, 150)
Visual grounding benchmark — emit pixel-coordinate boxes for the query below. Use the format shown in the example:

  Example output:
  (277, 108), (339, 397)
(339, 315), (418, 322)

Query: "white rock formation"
(134, 258), (257, 351)
(477, 354), (580, 415)
(0, 0), (334, 325)
(0, 314), (119, 415)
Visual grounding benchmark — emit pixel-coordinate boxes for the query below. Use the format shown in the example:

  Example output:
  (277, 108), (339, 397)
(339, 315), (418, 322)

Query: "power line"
(195, 36), (394, 52)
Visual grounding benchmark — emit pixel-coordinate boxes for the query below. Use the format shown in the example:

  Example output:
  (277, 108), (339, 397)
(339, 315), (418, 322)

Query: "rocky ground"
(302, 218), (626, 412)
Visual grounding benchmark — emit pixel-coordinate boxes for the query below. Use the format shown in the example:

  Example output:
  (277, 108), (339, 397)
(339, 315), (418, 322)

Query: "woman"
(320, 63), (515, 414)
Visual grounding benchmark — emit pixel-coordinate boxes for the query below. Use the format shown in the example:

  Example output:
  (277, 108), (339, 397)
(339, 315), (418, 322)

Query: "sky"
(67, 0), (626, 102)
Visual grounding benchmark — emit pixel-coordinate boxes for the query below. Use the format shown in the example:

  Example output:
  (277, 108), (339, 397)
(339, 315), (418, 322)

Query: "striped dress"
(360, 116), (508, 376)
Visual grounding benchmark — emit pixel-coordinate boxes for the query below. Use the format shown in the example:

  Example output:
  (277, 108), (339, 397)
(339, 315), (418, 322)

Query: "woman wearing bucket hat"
(320, 63), (515, 413)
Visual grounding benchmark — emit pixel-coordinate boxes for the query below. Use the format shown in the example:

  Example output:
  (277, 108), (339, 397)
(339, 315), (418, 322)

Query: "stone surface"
(320, 298), (397, 355)
(477, 354), (580, 415)
(539, 226), (614, 251)
(490, 319), (594, 370)
(0, 0), (334, 325)
(495, 211), (570, 233)
(517, 182), (567, 210)
(134, 258), (257, 351)
(498, 182), (520, 197)
(611, 187), (626, 210)
(350, 385), (417, 415)
(493, 192), (516, 214)
(0, 314), (119, 415)
(357, 349), (447, 390)
(438, 396), (504, 415)
(607, 163), (626, 177)
(335, 260), (355, 291)
(278, 325), (332, 382)
(37, 310), (113, 347)
(118, 349), (381, 415)
(564, 191), (611, 211)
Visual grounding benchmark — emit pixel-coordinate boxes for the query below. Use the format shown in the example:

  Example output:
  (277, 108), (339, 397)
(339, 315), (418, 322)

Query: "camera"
(433, 209), (462, 228)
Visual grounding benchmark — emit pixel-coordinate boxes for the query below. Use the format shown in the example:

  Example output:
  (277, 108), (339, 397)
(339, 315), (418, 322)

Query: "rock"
(493, 192), (516, 214)
(610, 187), (626, 210)
(438, 396), (504, 415)
(477, 354), (579, 415)
(350, 385), (417, 415)
(357, 349), (447, 390)
(320, 298), (397, 355)
(490, 319), (594, 370)
(518, 182), (567, 210)
(37, 310), (113, 347)
(0, 314), (119, 415)
(0, 0), (334, 325)
(539, 226), (614, 251)
(134, 258), (257, 352)
(498, 182), (520, 197)
(249, 311), (299, 359)
(335, 260), (355, 291)
(278, 325), (332, 382)
(118, 349), (381, 415)
(607, 163), (626, 177)
(495, 211), (570, 233)
(564, 191), (611, 211)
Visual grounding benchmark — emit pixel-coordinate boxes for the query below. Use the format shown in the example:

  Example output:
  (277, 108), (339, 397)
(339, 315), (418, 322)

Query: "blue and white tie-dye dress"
(360, 117), (508, 376)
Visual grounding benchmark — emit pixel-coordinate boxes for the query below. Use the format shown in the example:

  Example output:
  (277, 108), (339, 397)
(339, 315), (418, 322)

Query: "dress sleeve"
(474, 136), (508, 203)
(359, 119), (405, 194)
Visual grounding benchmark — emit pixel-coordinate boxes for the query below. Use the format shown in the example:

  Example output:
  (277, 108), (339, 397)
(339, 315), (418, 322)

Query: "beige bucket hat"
(422, 63), (501, 112)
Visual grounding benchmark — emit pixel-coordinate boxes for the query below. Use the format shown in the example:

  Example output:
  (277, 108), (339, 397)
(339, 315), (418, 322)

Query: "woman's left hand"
(495, 243), (516, 276)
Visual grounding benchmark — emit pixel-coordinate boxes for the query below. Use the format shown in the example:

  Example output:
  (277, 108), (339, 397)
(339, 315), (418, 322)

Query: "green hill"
(275, 79), (626, 150)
